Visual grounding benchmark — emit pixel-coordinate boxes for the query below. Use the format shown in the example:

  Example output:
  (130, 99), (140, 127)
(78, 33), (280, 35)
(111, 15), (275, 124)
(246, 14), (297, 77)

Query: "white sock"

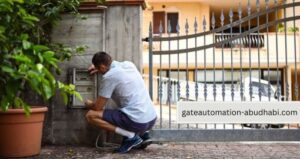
(115, 127), (135, 138)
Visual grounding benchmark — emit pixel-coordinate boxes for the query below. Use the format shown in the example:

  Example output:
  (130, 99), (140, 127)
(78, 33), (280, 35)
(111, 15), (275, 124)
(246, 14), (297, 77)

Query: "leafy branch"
(0, 0), (98, 114)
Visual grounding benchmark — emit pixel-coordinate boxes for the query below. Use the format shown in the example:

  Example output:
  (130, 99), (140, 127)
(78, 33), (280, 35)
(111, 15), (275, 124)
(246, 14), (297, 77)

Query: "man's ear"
(99, 64), (105, 70)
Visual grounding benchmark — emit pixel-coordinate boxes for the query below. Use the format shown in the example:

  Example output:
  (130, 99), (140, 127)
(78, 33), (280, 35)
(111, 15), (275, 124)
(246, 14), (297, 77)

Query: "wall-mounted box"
(68, 68), (98, 108)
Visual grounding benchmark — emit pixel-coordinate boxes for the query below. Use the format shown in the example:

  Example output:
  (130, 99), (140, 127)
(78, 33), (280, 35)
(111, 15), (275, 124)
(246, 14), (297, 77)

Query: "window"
(167, 13), (178, 33)
(153, 12), (179, 34)
(262, 70), (283, 93)
(153, 12), (165, 34)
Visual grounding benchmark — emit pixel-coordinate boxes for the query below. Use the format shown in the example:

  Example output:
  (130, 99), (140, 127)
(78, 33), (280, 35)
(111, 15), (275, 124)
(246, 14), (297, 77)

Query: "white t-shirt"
(98, 61), (157, 123)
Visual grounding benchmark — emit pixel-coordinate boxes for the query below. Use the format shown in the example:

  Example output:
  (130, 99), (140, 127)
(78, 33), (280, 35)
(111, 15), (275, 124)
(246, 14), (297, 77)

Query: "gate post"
(149, 22), (153, 99)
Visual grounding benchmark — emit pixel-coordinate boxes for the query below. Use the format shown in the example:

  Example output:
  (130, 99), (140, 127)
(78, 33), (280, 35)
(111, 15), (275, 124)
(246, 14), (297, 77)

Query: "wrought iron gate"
(144, 0), (300, 141)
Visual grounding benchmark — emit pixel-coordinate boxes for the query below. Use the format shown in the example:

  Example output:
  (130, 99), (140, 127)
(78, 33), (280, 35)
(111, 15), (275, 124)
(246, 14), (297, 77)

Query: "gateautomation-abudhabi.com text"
(181, 109), (298, 118)
(177, 102), (300, 123)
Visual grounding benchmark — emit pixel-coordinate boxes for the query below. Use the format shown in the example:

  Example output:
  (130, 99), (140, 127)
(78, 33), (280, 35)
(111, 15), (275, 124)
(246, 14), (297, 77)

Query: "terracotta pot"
(0, 106), (48, 158)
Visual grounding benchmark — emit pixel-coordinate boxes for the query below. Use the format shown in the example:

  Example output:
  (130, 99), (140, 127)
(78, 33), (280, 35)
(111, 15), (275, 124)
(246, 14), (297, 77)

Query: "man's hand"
(85, 99), (95, 109)
(84, 97), (107, 111)
(88, 64), (98, 75)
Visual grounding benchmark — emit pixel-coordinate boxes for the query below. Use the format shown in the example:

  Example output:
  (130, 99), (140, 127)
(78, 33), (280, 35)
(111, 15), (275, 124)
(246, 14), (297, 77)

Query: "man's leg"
(135, 118), (157, 150)
(85, 110), (142, 153)
(85, 110), (115, 132)
(85, 110), (136, 138)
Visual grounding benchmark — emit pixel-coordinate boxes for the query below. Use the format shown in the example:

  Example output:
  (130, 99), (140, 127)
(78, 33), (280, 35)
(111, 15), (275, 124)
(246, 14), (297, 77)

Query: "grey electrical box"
(68, 68), (97, 108)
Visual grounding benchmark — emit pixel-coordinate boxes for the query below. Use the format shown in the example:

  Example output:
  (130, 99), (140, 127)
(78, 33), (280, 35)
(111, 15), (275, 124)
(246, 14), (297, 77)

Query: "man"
(85, 52), (157, 153)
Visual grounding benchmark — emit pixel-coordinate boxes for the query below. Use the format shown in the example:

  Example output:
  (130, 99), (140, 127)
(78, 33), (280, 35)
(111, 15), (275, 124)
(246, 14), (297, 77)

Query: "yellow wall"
(286, 0), (300, 28)
(143, 2), (210, 37)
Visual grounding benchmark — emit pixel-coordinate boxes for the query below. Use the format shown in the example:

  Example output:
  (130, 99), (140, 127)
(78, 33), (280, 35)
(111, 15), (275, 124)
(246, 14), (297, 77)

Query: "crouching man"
(85, 52), (157, 153)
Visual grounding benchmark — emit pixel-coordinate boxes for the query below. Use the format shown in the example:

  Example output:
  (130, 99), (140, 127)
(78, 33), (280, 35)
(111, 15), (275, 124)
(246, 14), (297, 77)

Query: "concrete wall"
(105, 6), (143, 70)
(46, 13), (105, 145)
(46, 3), (143, 145)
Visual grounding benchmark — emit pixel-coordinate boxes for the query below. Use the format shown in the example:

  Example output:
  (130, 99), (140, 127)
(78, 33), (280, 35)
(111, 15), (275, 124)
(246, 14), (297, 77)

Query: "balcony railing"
(215, 33), (264, 48)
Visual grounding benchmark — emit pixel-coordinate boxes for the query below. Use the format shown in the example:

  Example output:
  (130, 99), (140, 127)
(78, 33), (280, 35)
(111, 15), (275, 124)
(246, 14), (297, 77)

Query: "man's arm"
(85, 96), (108, 111)
(94, 96), (108, 111)
(88, 64), (98, 75)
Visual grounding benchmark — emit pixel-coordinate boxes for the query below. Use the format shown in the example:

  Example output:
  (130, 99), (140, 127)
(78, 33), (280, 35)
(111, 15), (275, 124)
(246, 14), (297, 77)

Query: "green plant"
(288, 27), (299, 33)
(0, 0), (107, 115)
(277, 23), (299, 33)
(95, 0), (106, 3)
(277, 23), (285, 32)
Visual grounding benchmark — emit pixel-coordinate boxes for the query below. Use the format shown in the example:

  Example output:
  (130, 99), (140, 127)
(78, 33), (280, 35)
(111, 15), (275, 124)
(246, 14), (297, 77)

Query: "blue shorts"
(103, 109), (156, 135)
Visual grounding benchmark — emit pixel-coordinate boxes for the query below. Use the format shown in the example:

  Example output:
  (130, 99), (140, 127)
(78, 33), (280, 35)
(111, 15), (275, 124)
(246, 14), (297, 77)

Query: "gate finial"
(229, 8), (233, 23)
(248, 0), (251, 15)
(185, 19), (189, 34)
(194, 17), (198, 33)
(167, 20), (172, 34)
(202, 16), (206, 31)
(176, 22), (180, 34)
(211, 12), (215, 29)
(265, 0), (269, 9)
(159, 21), (163, 34)
(220, 9), (225, 26)
(149, 22), (152, 34)
(176, 21), (180, 34)
(256, 0), (260, 12)
(238, 2), (242, 19)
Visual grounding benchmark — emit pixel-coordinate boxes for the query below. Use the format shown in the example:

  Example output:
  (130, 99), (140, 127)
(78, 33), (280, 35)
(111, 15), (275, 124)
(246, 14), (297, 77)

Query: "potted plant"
(0, 0), (85, 157)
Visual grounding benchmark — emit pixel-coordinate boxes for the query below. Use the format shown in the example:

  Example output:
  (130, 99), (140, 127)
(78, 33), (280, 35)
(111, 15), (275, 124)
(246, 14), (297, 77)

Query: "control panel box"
(68, 68), (97, 108)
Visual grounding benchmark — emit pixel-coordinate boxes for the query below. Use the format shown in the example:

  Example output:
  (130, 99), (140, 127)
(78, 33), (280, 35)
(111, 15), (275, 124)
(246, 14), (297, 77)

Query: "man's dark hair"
(92, 51), (112, 67)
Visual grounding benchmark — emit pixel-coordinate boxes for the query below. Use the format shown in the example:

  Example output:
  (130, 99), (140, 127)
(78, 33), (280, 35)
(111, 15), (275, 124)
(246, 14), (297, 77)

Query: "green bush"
(0, 0), (99, 115)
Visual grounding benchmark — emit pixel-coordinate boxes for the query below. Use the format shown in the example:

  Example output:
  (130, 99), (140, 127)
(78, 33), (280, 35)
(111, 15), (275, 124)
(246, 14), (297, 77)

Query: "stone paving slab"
(23, 142), (300, 159)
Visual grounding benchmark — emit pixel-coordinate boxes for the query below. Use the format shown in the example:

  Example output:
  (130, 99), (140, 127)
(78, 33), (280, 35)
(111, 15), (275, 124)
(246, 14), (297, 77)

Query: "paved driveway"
(24, 142), (300, 159)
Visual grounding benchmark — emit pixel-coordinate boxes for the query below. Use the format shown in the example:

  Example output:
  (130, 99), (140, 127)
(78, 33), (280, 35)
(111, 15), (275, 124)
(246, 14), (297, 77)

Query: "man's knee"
(85, 111), (92, 123)
(85, 110), (103, 123)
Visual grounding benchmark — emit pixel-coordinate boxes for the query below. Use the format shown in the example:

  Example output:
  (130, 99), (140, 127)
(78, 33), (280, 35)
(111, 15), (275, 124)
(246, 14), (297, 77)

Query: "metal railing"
(144, 0), (300, 141)
(215, 33), (264, 48)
